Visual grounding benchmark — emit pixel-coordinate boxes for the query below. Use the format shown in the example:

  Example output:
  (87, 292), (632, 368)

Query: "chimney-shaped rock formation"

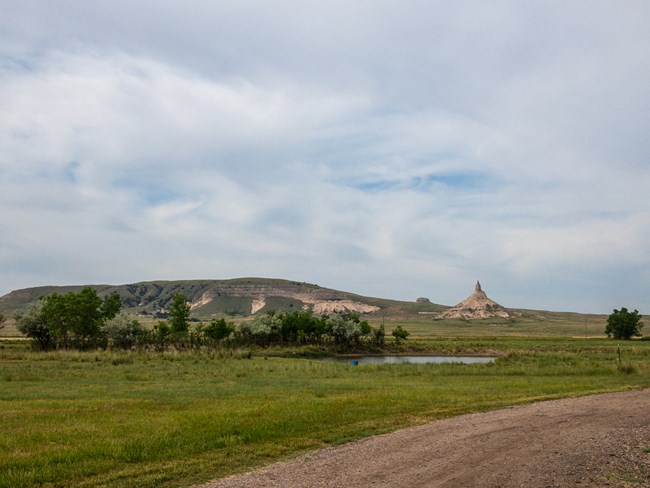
(474, 281), (487, 298)
(438, 281), (514, 319)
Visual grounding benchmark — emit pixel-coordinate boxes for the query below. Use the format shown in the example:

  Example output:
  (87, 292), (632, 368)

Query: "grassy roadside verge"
(1, 338), (649, 487)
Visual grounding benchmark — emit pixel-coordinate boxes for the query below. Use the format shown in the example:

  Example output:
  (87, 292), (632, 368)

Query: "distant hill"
(0, 278), (447, 320)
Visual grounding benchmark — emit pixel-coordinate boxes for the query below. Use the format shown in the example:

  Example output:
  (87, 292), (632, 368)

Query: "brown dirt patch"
(198, 389), (650, 488)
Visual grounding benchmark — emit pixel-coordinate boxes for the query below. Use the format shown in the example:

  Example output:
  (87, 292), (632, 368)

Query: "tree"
(151, 321), (171, 350)
(605, 307), (643, 340)
(280, 310), (324, 343)
(391, 325), (410, 344)
(0, 313), (5, 332)
(17, 288), (121, 350)
(372, 323), (385, 347)
(40, 287), (121, 349)
(168, 294), (191, 334)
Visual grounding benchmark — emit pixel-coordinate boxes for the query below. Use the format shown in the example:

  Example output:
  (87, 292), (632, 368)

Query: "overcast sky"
(1, 1), (649, 313)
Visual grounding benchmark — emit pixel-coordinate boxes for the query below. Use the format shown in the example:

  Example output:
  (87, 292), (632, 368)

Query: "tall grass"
(1, 339), (649, 487)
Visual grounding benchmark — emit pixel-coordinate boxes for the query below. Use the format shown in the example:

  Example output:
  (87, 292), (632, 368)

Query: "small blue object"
(350, 360), (359, 366)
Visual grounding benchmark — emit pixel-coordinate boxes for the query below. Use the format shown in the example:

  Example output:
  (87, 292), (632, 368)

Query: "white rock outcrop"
(438, 281), (514, 319)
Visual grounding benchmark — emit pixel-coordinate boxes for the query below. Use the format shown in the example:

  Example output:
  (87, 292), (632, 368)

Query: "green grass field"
(1, 337), (649, 488)
(370, 309), (609, 338)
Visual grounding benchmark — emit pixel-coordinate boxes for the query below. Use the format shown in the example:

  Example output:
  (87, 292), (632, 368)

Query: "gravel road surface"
(198, 389), (650, 488)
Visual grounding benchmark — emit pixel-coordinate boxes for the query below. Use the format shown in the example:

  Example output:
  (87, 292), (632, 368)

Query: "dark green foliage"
(15, 290), (378, 351)
(279, 310), (327, 343)
(101, 293), (122, 320)
(203, 318), (235, 342)
(151, 321), (171, 350)
(16, 288), (122, 350)
(391, 325), (410, 344)
(168, 294), (191, 334)
(605, 307), (643, 340)
(372, 323), (386, 347)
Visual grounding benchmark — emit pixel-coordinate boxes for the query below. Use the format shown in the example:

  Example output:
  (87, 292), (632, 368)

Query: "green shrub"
(203, 318), (235, 342)
(391, 325), (410, 344)
(103, 315), (143, 349)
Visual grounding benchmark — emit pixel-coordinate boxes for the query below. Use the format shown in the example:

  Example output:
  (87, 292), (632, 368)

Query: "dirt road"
(199, 389), (650, 488)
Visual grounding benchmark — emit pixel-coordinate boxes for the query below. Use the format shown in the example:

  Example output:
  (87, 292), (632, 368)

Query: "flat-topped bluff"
(0, 278), (420, 318)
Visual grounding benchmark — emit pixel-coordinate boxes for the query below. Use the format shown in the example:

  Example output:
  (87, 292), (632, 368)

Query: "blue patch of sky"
(0, 54), (33, 72)
(113, 178), (181, 205)
(416, 173), (484, 189)
(355, 179), (402, 192)
(255, 206), (308, 233)
(355, 172), (486, 193)
(0, 50), (52, 73)
(311, 137), (387, 171)
(64, 161), (80, 183)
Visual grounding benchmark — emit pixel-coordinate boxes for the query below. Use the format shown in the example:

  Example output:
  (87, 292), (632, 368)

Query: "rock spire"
(438, 281), (514, 319)
(474, 281), (487, 298)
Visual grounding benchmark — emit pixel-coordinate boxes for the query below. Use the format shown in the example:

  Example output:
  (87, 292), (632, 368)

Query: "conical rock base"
(438, 281), (515, 320)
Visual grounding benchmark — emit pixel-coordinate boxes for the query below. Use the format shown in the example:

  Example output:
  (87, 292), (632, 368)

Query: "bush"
(103, 314), (143, 349)
(203, 318), (235, 342)
(391, 325), (410, 344)
(143, 321), (171, 351)
(237, 313), (282, 346)
(328, 315), (363, 347)
(372, 324), (386, 347)
(231, 310), (382, 350)
(15, 302), (55, 350)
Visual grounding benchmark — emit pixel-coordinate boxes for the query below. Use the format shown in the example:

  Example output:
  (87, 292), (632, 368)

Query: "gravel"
(197, 389), (650, 488)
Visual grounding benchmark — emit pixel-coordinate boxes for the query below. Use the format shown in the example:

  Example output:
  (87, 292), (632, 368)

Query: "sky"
(1, 1), (649, 313)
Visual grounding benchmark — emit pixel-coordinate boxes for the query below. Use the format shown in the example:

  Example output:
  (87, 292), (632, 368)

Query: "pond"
(323, 355), (496, 365)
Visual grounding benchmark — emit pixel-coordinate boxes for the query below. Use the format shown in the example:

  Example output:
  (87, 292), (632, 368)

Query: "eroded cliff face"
(193, 282), (343, 304)
(190, 281), (379, 315)
(0, 279), (398, 319)
(438, 281), (515, 320)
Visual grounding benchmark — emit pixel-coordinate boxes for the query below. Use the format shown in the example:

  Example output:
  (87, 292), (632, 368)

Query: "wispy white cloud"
(1, 1), (649, 312)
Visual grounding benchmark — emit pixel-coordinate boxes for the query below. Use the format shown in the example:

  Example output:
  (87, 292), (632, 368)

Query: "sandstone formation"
(438, 281), (514, 319)
(189, 282), (380, 315)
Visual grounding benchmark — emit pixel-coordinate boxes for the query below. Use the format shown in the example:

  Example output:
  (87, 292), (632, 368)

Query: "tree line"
(15, 288), (410, 351)
(15, 288), (642, 349)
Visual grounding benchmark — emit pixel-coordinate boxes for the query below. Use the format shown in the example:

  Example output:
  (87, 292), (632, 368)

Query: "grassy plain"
(1, 337), (650, 488)
(373, 309), (608, 338)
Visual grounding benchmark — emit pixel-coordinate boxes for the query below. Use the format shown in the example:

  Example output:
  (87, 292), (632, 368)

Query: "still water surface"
(324, 356), (496, 365)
